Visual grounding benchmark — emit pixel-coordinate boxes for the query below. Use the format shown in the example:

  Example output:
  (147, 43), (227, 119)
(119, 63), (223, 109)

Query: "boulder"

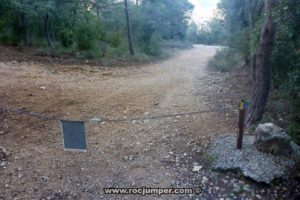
(255, 123), (292, 156)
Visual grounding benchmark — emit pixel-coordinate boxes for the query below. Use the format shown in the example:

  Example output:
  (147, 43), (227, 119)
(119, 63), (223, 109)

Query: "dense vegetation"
(0, 0), (193, 59)
(204, 0), (300, 143)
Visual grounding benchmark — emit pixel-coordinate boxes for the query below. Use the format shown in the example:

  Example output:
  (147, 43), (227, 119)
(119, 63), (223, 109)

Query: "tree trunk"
(20, 13), (30, 46)
(51, 21), (55, 46)
(246, 0), (277, 126)
(136, 0), (139, 6)
(124, 0), (134, 56)
(248, 0), (256, 83)
(43, 14), (52, 47)
(248, 0), (264, 84)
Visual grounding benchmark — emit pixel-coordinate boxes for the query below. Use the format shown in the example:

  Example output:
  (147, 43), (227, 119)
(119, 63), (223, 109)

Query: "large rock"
(255, 123), (292, 156)
(209, 134), (296, 184)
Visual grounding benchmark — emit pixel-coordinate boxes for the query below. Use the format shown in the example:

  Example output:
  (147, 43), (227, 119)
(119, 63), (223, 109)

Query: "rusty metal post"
(237, 100), (246, 149)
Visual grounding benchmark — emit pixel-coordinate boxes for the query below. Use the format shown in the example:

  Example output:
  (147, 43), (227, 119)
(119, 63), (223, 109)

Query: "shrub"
(207, 48), (243, 72)
(75, 16), (105, 51)
(288, 96), (300, 144)
(107, 32), (121, 48)
(75, 23), (97, 51)
(59, 27), (74, 48)
(142, 32), (162, 56)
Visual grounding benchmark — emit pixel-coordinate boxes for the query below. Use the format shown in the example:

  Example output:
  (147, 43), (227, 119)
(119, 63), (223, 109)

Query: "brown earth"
(0, 45), (299, 200)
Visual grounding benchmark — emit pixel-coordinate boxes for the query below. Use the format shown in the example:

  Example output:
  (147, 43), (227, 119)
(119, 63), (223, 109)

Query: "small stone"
(201, 176), (209, 185)
(192, 165), (203, 172)
(90, 117), (102, 123)
(222, 179), (228, 184)
(243, 184), (252, 192)
(0, 162), (7, 167)
(18, 174), (23, 179)
(41, 176), (49, 181)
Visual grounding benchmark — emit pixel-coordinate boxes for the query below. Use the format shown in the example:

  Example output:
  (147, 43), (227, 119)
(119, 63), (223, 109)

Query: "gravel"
(209, 134), (297, 184)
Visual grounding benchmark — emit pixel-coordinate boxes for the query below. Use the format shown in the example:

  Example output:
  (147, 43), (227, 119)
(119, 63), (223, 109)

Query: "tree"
(38, 0), (55, 47)
(246, 0), (277, 126)
(124, 0), (134, 56)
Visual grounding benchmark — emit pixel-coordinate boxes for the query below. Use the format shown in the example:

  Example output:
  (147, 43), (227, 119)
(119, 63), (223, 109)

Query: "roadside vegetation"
(198, 0), (300, 144)
(207, 48), (243, 72)
(0, 0), (193, 61)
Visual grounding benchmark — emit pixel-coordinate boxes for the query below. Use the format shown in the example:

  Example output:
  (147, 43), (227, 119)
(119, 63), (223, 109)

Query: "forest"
(0, 0), (193, 58)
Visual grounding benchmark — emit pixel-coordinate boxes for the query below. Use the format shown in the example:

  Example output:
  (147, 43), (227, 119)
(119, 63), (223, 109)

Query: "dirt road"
(1, 45), (298, 199)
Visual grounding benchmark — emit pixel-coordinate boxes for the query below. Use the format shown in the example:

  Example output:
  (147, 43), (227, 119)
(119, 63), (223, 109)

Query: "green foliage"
(193, 17), (226, 45)
(75, 24), (97, 51)
(0, 0), (194, 58)
(59, 27), (74, 48)
(203, 153), (216, 161)
(106, 32), (121, 48)
(139, 31), (162, 56)
(288, 97), (300, 144)
(271, 0), (300, 93)
(215, 0), (300, 143)
(207, 48), (243, 72)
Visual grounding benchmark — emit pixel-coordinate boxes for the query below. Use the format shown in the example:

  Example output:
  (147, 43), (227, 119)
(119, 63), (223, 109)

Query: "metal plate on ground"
(60, 120), (87, 152)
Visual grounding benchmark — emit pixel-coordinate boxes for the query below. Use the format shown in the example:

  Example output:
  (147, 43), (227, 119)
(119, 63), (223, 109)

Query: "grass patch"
(203, 153), (216, 161)
(207, 48), (243, 72)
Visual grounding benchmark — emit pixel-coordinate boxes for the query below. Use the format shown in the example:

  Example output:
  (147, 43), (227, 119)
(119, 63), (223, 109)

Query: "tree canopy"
(0, 0), (194, 58)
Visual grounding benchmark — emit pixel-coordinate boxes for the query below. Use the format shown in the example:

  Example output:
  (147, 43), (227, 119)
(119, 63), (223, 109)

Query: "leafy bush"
(288, 97), (300, 144)
(75, 23), (97, 51)
(59, 27), (74, 48)
(142, 32), (162, 56)
(106, 32), (121, 48)
(75, 16), (105, 51)
(207, 48), (243, 72)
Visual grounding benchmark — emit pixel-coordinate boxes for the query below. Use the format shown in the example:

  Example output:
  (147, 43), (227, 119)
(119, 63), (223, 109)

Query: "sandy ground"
(0, 45), (299, 200)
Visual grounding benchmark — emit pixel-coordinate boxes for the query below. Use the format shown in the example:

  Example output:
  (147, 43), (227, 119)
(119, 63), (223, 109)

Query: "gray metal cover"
(60, 120), (87, 152)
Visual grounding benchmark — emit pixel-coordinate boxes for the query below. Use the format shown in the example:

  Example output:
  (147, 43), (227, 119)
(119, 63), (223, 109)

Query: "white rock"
(192, 165), (203, 172)
(201, 176), (209, 184)
(90, 117), (102, 123)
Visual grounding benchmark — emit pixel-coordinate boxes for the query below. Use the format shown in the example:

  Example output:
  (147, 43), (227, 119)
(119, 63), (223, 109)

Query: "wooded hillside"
(0, 0), (193, 58)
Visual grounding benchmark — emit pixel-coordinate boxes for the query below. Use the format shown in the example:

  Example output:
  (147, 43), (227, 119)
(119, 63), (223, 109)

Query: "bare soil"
(0, 45), (299, 199)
